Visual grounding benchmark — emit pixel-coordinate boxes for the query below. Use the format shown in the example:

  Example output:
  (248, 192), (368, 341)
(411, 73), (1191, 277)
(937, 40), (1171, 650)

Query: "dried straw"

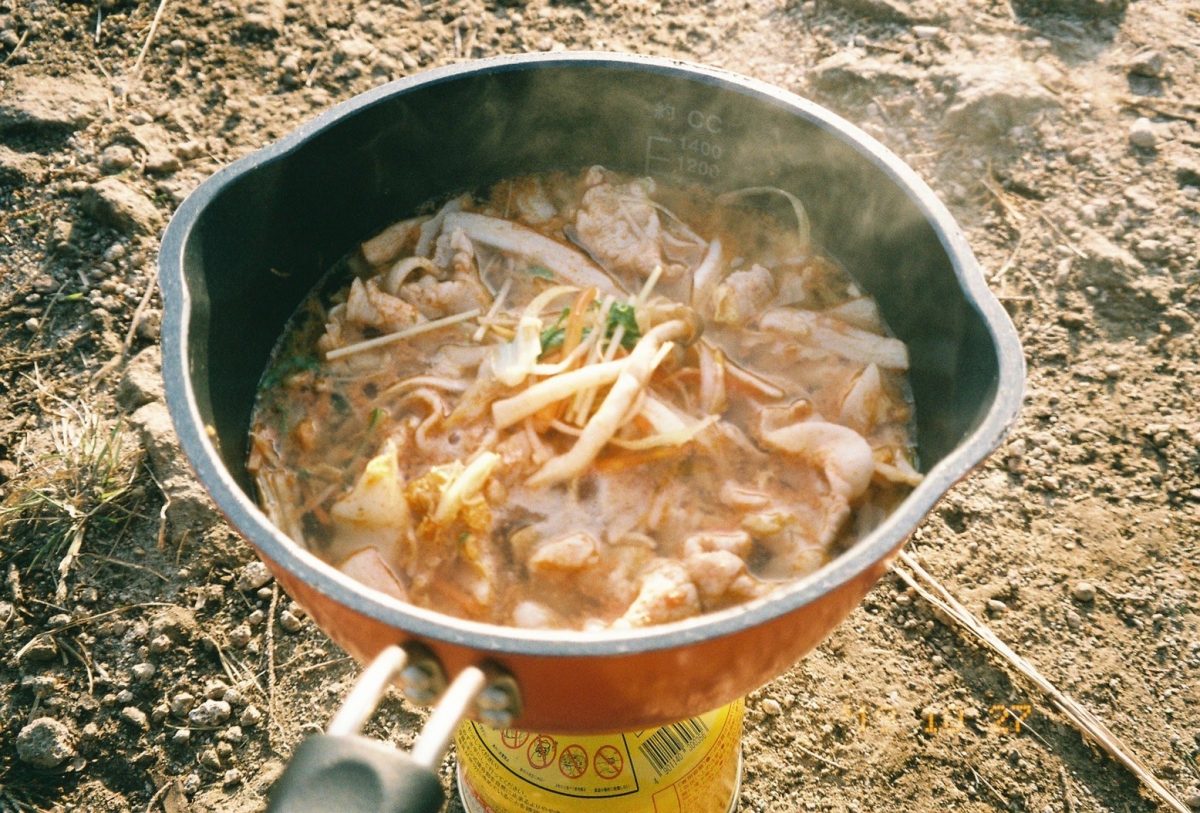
(893, 549), (1189, 813)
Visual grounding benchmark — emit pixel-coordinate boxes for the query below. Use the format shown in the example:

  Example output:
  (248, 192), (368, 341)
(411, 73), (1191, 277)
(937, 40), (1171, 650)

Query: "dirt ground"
(1, 0), (1198, 811)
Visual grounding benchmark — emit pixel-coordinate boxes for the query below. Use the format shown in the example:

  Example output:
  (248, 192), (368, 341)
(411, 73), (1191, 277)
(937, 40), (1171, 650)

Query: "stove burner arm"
(267, 645), (521, 813)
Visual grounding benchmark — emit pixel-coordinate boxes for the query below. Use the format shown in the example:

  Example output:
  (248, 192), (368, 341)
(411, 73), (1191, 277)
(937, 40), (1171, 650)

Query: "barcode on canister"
(638, 717), (709, 776)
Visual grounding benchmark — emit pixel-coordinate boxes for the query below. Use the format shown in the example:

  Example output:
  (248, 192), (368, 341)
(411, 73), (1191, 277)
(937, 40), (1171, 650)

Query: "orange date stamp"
(838, 702), (1036, 736)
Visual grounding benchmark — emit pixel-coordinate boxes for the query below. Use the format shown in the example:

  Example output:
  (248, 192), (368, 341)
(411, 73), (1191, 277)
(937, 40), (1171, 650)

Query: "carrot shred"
(561, 286), (597, 357)
(593, 446), (682, 473)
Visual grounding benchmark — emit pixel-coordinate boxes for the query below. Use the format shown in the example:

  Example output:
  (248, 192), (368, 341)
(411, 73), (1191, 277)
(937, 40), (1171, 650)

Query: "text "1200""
(674, 155), (720, 179)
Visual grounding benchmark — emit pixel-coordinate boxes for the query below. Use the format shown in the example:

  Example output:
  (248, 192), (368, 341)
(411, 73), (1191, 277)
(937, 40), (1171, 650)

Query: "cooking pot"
(159, 51), (1023, 808)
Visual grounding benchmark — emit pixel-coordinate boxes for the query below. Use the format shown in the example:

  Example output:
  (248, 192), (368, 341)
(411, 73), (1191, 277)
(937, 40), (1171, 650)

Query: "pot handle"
(267, 645), (520, 813)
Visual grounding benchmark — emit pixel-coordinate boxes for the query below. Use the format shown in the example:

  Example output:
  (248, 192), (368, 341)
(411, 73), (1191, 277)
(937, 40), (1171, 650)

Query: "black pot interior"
(179, 62), (999, 495)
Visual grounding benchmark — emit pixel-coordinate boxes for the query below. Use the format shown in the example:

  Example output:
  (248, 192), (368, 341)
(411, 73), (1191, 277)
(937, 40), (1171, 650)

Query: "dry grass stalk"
(2, 29), (28, 65)
(93, 277), (158, 383)
(265, 583), (281, 748)
(124, 0), (171, 101)
(893, 550), (1190, 813)
(0, 408), (143, 604)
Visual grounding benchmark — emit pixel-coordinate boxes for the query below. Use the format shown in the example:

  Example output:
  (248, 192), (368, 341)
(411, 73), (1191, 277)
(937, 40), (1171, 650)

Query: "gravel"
(188, 698), (232, 727)
(236, 561), (272, 592)
(20, 635), (59, 663)
(279, 609), (304, 632)
(121, 706), (149, 730)
(170, 692), (196, 717)
(1072, 581), (1098, 603)
(1129, 117), (1157, 150)
(81, 178), (161, 235)
(1128, 49), (1166, 78)
(16, 718), (76, 768)
(99, 144), (135, 174)
(239, 705), (263, 727)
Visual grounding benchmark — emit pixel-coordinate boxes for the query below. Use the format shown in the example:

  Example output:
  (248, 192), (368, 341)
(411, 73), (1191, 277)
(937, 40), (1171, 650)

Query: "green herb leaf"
(606, 303), (641, 349)
(527, 266), (554, 280)
(539, 326), (566, 353)
(538, 308), (571, 355)
(368, 407), (386, 430)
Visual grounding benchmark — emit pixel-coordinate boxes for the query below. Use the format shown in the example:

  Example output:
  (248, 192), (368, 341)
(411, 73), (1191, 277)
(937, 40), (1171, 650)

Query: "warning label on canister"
(455, 700), (743, 813)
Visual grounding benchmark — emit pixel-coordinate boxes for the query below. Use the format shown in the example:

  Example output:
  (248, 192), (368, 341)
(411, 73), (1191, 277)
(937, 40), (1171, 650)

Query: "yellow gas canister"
(455, 700), (743, 813)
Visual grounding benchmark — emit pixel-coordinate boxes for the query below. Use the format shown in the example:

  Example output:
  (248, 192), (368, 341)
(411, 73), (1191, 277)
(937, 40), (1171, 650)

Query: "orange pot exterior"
(159, 56), (1025, 741)
(267, 544), (899, 734)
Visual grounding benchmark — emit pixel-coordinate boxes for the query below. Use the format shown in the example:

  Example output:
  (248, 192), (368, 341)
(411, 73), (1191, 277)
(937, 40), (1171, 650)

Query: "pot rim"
(160, 51), (1025, 659)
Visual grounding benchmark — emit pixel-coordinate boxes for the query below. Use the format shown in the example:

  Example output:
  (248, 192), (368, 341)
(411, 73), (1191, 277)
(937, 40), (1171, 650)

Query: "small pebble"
(220, 725), (244, 743)
(279, 610), (303, 633)
(23, 317), (39, 333)
(152, 703), (170, 724)
(223, 687), (248, 707)
(987, 599), (1008, 614)
(116, 689), (135, 704)
(1072, 581), (1097, 603)
(184, 773), (201, 794)
(22, 675), (56, 697)
(121, 706), (149, 730)
(170, 692), (196, 717)
(761, 698), (783, 716)
(175, 140), (205, 160)
(229, 625), (252, 648)
(16, 718), (76, 768)
(144, 151), (181, 175)
(1103, 363), (1122, 379)
(131, 662), (156, 681)
(1129, 117), (1157, 150)
(167, 39), (187, 55)
(99, 144), (135, 174)
(1128, 49), (1165, 78)
(149, 634), (173, 654)
(189, 699), (232, 727)
(236, 562), (272, 592)
(204, 679), (230, 699)
(336, 38), (374, 60)
(199, 748), (222, 770)
(172, 728), (192, 745)
(239, 705), (263, 727)
(224, 768), (243, 786)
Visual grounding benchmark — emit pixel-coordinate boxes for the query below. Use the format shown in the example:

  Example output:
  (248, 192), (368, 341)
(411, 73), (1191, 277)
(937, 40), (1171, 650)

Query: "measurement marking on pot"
(645, 103), (727, 180)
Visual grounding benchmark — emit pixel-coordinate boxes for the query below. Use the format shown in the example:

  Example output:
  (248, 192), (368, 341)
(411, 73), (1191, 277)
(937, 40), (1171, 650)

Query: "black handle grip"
(267, 734), (445, 813)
